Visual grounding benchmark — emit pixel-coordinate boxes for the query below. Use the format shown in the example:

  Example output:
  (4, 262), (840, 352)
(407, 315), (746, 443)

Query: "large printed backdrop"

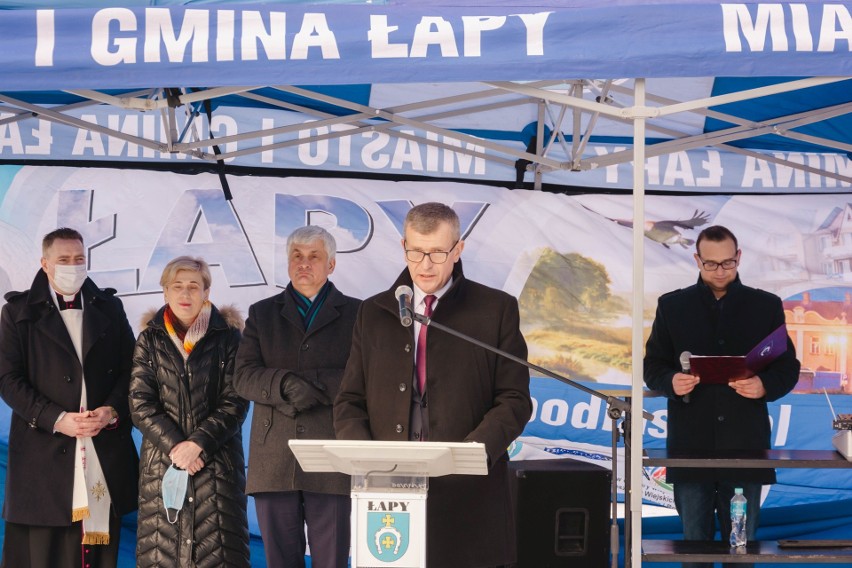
(0, 165), (851, 517)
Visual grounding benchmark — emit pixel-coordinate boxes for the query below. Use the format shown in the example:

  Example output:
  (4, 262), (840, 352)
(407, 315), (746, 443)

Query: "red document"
(688, 356), (753, 384)
(688, 324), (788, 385)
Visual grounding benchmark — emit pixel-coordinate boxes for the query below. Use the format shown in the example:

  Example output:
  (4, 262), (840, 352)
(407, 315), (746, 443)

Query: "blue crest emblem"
(367, 511), (410, 562)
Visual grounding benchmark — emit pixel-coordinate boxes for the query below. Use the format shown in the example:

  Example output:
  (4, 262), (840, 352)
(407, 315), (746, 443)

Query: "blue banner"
(0, 166), (851, 537)
(0, 102), (848, 193)
(522, 377), (852, 510)
(0, 2), (850, 91)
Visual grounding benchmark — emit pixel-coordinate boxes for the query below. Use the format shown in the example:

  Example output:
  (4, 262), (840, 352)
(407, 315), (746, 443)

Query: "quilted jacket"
(130, 304), (249, 568)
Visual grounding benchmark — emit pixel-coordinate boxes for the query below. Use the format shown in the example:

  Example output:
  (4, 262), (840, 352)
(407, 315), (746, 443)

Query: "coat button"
(261, 390), (269, 399)
(395, 424), (404, 433)
(301, 343), (309, 351)
(297, 426), (306, 434)
(188, 497), (194, 503)
(718, 339), (725, 345)
(64, 375), (72, 383)
(263, 419), (270, 427)
(413, 432), (421, 440)
(398, 383), (407, 392)
(62, 448), (67, 454)
(718, 415), (725, 422)
(186, 539), (192, 545)
(404, 344), (411, 353)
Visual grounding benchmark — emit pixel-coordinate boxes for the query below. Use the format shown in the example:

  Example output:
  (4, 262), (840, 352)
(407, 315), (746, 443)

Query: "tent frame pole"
(629, 77), (647, 568)
(535, 101), (545, 190)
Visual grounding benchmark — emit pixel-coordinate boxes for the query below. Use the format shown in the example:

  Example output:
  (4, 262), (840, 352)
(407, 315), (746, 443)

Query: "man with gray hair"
(234, 225), (360, 568)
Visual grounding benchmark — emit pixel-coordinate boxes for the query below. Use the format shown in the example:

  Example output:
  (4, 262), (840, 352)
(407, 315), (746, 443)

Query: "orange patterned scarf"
(164, 301), (211, 360)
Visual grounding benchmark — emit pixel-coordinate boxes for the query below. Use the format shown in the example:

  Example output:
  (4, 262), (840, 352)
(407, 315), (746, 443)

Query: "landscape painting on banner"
(0, 165), (850, 518)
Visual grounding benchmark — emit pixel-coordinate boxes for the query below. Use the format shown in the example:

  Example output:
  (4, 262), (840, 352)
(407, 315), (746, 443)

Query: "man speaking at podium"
(335, 202), (532, 568)
(644, 225), (800, 567)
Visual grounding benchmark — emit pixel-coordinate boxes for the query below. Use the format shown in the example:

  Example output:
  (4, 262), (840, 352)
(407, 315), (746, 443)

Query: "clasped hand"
(170, 441), (205, 475)
(55, 406), (113, 438)
(280, 374), (331, 417)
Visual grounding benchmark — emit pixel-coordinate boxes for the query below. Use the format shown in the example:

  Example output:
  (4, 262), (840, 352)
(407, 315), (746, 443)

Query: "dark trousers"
(1, 512), (121, 568)
(255, 490), (350, 568)
(673, 480), (762, 568)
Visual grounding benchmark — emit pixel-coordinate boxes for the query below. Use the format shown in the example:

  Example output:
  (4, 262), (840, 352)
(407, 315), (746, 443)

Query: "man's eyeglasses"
(699, 257), (739, 271)
(404, 240), (459, 264)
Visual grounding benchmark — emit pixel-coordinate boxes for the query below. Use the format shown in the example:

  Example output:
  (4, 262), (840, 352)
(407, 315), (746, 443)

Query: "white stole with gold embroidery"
(59, 301), (113, 545)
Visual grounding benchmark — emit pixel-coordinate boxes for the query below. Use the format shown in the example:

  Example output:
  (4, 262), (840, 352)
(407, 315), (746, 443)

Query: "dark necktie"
(57, 292), (82, 310)
(416, 295), (436, 394)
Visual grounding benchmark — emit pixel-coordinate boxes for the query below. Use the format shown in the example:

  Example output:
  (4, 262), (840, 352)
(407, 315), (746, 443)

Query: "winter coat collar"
(695, 273), (743, 304)
(141, 303), (244, 333)
(273, 280), (348, 334)
(5, 269), (117, 362)
(376, 259), (466, 316)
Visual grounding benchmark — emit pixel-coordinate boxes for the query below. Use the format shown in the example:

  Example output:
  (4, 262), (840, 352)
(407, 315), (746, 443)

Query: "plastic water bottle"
(729, 488), (747, 547)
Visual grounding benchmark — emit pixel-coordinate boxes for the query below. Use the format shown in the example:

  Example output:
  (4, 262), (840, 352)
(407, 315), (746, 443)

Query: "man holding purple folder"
(644, 225), (800, 568)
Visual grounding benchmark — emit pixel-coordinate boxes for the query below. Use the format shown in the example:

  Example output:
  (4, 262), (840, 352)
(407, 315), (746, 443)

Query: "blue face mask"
(162, 464), (189, 524)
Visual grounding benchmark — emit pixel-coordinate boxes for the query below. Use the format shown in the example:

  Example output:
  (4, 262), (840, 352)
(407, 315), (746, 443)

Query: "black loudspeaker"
(509, 458), (611, 568)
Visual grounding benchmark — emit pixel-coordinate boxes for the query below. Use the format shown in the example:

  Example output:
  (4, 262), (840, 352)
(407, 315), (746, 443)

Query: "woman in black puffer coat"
(130, 256), (250, 568)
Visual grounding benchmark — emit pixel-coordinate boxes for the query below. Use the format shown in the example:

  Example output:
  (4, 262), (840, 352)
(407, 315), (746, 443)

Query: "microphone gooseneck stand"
(414, 312), (653, 568)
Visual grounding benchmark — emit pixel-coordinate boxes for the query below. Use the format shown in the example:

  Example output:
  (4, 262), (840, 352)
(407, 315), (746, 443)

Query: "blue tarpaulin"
(0, 1), (849, 190)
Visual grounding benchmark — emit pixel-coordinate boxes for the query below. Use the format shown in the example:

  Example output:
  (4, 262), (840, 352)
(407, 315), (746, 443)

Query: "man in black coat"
(234, 226), (360, 568)
(334, 202), (532, 568)
(644, 225), (800, 568)
(0, 227), (139, 568)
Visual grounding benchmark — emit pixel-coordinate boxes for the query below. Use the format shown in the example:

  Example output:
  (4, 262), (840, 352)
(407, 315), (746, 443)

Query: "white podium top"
(289, 439), (488, 477)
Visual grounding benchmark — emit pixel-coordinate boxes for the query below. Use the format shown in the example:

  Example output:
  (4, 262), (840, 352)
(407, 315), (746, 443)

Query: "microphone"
(679, 351), (692, 403)
(394, 285), (414, 327)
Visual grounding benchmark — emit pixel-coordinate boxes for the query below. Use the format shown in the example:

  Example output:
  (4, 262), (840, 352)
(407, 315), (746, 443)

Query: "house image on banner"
(808, 204), (852, 281)
(786, 289), (852, 394)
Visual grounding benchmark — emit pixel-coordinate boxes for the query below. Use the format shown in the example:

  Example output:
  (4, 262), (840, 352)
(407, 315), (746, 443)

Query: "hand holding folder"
(688, 324), (788, 385)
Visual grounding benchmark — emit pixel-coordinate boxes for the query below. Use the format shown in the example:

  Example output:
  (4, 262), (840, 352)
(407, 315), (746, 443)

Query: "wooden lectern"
(289, 439), (488, 568)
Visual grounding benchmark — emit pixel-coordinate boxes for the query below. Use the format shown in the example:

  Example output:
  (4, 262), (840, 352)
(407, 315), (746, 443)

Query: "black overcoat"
(334, 262), (532, 568)
(0, 270), (139, 526)
(233, 282), (360, 495)
(130, 304), (250, 568)
(644, 276), (800, 483)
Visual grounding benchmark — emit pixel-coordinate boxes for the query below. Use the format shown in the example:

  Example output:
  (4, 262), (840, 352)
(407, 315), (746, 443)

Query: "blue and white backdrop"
(0, 164), (851, 555)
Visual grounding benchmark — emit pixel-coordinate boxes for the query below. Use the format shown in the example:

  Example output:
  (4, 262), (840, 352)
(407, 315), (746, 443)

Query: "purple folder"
(689, 324), (788, 384)
(744, 323), (789, 371)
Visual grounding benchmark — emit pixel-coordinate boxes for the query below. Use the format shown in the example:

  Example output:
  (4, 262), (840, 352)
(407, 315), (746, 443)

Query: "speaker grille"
(555, 507), (589, 555)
